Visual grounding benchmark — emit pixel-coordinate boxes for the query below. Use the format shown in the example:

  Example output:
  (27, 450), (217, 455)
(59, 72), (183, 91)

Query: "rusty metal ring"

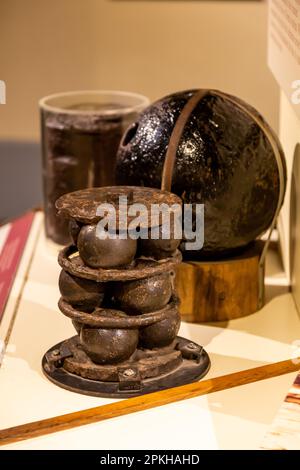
(58, 244), (182, 282)
(58, 296), (179, 328)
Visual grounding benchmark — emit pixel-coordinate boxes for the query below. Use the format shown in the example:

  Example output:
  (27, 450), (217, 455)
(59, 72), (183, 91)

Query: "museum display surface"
(1, 0), (300, 452)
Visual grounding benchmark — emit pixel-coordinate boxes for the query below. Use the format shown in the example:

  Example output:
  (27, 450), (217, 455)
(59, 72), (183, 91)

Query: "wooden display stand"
(175, 241), (265, 322)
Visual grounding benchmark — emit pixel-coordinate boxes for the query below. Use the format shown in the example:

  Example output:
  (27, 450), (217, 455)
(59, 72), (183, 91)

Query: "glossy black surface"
(116, 90), (286, 256)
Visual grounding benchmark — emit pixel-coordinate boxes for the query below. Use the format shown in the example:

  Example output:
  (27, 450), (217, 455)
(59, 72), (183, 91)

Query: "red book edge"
(0, 211), (35, 323)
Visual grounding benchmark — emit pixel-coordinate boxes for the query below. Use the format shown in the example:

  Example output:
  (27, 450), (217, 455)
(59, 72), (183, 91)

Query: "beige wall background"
(0, 0), (279, 141)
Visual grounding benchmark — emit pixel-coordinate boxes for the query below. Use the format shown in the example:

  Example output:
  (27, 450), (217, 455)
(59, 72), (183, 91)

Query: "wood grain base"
(176, 242), (265, 322)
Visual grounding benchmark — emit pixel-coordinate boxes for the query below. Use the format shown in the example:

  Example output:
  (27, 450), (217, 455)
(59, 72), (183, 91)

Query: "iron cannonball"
(79, 311), (139, 364)
(139, 307), (180, 349)
(116, 89), (286, 257)
(59, 269), (105, 309)
(77, 224), (137, 268)
(113, 272), (172, 314)
(139, 225), (181, 260)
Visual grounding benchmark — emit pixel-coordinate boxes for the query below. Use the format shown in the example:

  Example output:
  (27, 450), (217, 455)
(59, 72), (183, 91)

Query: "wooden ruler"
(0, 357), (299, 447)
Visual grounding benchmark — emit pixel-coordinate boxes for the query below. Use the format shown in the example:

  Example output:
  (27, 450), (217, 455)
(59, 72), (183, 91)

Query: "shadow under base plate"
(42, 336), (210, 398)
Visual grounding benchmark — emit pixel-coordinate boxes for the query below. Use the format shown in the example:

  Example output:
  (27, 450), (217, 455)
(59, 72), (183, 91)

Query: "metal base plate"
(42, 336), (210, 398)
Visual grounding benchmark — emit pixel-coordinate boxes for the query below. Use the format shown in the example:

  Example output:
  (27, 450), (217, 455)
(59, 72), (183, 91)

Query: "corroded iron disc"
(58, 296), (179, 328)
(56, 186), (182, 227)
(42, 336), (210, 398)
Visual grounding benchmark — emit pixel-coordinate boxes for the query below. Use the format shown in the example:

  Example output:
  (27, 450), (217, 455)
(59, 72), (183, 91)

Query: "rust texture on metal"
(58, 296), (179, 328)
(43, 186), (209, 398)
(56, 186), (182, 226)
(58, 244), (182, 282)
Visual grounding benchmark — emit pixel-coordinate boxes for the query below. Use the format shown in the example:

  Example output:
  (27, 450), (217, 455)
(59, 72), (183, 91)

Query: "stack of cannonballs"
(42, 186), (210, 397)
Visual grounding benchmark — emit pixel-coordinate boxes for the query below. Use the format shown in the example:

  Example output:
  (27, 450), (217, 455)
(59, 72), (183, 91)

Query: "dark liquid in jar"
(41, 102), (136, 245)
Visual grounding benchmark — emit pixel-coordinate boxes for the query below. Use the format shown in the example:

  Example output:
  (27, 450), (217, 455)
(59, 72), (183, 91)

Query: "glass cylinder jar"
(40, 90), (149, 245)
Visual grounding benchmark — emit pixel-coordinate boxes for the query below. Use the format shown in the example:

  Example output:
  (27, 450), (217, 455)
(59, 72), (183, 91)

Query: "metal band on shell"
(161, 89), (210, 192)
